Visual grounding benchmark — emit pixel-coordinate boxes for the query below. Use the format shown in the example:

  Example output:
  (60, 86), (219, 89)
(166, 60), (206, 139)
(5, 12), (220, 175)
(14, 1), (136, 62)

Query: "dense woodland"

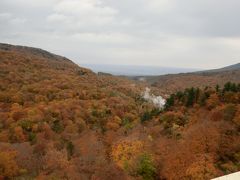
(0, 44), (240, 180)
(141, 70), (240, 95)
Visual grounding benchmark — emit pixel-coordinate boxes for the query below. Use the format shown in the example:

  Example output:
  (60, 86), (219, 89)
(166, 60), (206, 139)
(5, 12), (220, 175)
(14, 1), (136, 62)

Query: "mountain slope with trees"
(132, 63), (240, 95)
(203, 63), (240, 73)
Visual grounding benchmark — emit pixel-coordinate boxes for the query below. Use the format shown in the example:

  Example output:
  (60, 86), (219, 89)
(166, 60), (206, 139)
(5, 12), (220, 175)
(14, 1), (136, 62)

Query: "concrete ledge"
(212, 172), (240, 180)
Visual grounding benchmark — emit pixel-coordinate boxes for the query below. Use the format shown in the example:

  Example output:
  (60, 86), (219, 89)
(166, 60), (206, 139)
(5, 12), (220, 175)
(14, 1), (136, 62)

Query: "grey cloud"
(0, 0), (239, 69)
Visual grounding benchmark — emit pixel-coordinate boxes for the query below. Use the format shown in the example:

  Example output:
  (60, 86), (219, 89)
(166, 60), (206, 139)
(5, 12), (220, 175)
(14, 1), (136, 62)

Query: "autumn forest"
(0, 44), (240, 180)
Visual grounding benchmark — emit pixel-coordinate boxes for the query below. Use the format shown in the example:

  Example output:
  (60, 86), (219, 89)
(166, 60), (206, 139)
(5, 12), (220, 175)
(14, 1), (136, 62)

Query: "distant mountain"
(211, 63), (240, 72)
(196, 62), (240, 74)
(132, 62), (240, 94)
(82, 64), (199, 76)
(219, 62), (240, 71)
(0, 43), (70, 62)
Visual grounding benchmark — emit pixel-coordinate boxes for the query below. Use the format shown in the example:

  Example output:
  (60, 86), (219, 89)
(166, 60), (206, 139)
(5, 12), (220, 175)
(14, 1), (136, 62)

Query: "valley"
(0, 43), (240, 180)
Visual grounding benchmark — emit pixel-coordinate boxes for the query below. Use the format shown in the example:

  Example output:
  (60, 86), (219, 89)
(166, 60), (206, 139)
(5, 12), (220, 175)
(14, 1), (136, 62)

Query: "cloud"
(71, 32), (134, 44)
(47, 0), (118, 28)
(54, 0), (117, 16)
(47, 14), (68, 22)
(0, 12), (26, 24)
(0, 0), (240, 69)
(0, 13), (12, 20)
(9, 17), (27, 24)
(146, 0), (175, 13)
(1, 0), (58, 8)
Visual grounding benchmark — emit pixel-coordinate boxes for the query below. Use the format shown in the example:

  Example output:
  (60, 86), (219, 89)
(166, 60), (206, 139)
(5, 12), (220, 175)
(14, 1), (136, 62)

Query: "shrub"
(223, 82), (238, 92)
(210, 107), (223, 121)
(106, 116), (121, 131)
(186, 88), (196, 107)
(28, 132), (37, 145)
(141, 111), (152, 123)
(224, 82), (232, 92)
(66, 141), (74, 159)
(216, 84), (220, 92)
(33, 142), (47, 156)
(12, 126), (26, 142)
(199, 93), (208, 106)
(233, 111), (240, 126)
(0, 151), (19, 178)
(19, 120), (33, 132)
(51, 120), (64, 133)
(223, 104), (237, 121)
(160, 112), (186, 129)
(137, 153), (156, 180)
(150, 108), (161, 116)
(176, 91), (184, 100)
(0, 92), (12, 103)
(165, 94), (175, 110)
(223, 92), (238, 103)
(206, 94), (220, 110)
(77, 69), (87, 76)
(112, 140), (143, 170)
(122, 117), (134, 130)
(92, 109), (106, 118)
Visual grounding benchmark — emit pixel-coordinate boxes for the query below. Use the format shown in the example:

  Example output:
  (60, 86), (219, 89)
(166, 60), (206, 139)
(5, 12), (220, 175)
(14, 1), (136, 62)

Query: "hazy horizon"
(81, 63), (201, 76)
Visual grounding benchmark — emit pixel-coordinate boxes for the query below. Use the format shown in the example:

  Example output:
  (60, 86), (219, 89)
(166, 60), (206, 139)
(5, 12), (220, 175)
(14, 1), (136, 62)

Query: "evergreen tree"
(165, 94), (175, 110)
(231, 83), (237, 92)
(186, 88), (195, 107)
(238, 84), (240, 92)
(195, 88), (200, 102)
(215, 84), (220, 92)
(199, 93), (207, 106)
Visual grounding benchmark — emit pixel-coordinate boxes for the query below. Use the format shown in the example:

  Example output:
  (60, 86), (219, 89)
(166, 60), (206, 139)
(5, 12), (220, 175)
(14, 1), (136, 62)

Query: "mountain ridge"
(195, 62), (240, 74)
(0, 43), (69, 62)
(131, 62), (240, 94)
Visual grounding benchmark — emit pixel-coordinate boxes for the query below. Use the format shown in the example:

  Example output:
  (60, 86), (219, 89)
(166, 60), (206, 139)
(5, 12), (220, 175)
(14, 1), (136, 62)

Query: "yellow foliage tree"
(0, 151), (19, 178)
(111, 140), (143, 171)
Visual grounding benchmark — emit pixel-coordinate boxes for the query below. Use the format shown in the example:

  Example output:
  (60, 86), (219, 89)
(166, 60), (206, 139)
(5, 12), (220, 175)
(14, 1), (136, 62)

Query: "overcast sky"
(0, 0), (240, 69)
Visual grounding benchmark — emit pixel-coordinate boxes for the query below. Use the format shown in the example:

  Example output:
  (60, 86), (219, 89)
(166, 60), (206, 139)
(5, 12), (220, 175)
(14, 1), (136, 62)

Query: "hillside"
(0, 44), (240, 180)
(202, 63), (240, 73)
(0, 43), (147, 179)
(133, 63), (240, 95)
(0, 43), (71, 62)
(222, 63), (240, 71)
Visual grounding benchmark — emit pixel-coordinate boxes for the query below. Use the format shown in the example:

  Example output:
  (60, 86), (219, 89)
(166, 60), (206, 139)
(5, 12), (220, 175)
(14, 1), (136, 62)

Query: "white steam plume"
(142, 87), (166, 109)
